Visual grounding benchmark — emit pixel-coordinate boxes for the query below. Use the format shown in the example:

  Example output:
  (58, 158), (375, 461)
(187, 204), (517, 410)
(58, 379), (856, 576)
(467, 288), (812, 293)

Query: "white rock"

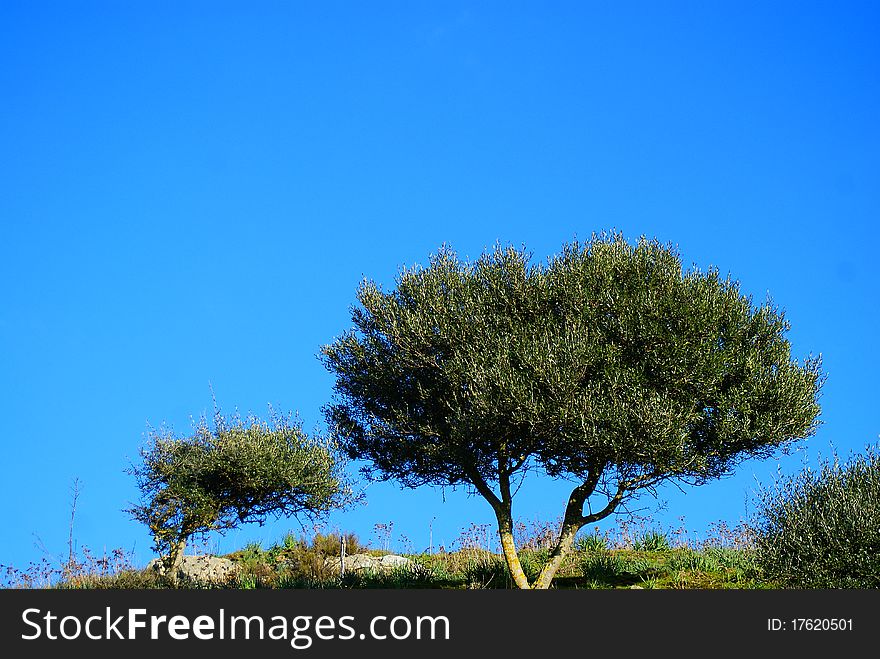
(324, 552), (416, 575)
(147, 555), (239, 584)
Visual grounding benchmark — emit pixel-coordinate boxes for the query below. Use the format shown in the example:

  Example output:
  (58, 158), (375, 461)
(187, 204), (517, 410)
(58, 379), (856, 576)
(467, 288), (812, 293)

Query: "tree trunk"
(532, 523), (580, 589)
(529, 471), (618, 589)
(469, 467), (533, 588)
(496, 516), (531, 589)
(162, 537), (187, 586)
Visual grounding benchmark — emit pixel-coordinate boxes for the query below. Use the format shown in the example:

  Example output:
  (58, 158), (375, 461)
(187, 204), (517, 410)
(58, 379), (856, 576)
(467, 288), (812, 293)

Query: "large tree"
(126, 408), (351, 582)
(322, 233), (824, 589)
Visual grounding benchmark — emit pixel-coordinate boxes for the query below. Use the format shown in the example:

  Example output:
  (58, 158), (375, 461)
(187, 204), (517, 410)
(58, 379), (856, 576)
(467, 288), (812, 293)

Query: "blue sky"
(2, 1), (878, 571)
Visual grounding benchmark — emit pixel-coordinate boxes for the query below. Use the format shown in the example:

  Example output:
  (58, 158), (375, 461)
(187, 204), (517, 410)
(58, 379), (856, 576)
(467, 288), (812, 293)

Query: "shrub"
(311, 532), (365, 556)
(752, 445), (880, 588)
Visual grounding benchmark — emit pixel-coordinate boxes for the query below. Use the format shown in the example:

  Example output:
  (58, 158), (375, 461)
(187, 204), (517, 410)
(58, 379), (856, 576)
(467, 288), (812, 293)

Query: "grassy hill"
(4, 524), (776, 589)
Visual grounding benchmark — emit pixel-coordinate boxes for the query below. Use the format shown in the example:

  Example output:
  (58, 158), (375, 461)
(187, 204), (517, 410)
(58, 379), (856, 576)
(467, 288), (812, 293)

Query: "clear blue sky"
(2, 1), (878, 571)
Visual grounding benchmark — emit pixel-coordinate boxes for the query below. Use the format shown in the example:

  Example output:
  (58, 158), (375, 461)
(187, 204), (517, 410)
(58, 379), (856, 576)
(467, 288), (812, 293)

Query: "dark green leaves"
(126, 409), (351, 561)
(322, 233), (823, 494)
(753, 446), (880, 587)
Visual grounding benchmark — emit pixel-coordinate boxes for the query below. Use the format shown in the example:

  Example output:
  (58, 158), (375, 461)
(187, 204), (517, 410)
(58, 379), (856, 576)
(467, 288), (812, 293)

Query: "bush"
(311, 532), (365, 556)
(752, 445), (880, 588)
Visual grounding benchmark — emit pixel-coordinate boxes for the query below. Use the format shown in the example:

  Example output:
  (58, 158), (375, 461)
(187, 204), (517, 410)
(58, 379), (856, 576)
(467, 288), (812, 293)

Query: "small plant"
(632, 531), (671, 552)
(410, 554), (455, 583)
(77, 569), (168, 589)
(666, 548), (715, 573)
(639, 575), (659, 589)
(517, 549), (549, 583)
(574, 530), (608, 553)
(241, 541), (264, 559)
(237, 574), (258, 589)
(579, 551), (624, 583)
(341, 563), (435, 589)
(462, 554), (508, 589)
(372, 522), (395, 552)
(2, 557), (65, 589)
(702, 520), (755, 550)
(514, 517), (560, 550)
(282, 532), (302, 551)
(453, 523), (494, 553)
(3, 545), (140, 589)
(617, 554), (655, 574)
(702, 547), (758, 573)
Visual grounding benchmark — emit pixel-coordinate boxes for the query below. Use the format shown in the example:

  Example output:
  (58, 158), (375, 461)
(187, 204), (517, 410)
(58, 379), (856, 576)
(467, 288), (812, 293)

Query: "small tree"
(322, 233), (824, 588)
(126, 408), (351, 582)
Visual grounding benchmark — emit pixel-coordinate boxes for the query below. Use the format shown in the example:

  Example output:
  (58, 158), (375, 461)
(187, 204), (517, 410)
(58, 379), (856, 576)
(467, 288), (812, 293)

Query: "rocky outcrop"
(323, 553), (416, 575)
(147, 555), (239, 585)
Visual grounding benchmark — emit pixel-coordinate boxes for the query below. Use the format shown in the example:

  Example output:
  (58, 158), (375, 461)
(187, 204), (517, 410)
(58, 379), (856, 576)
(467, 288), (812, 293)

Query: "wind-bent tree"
(126, 408), (350, 583)
(322, 233), (824, 589)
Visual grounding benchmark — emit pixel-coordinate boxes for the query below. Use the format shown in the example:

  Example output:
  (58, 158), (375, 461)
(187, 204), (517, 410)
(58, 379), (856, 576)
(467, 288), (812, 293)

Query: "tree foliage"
(126, 408), (351, 579)
(322, 233), (824, 588)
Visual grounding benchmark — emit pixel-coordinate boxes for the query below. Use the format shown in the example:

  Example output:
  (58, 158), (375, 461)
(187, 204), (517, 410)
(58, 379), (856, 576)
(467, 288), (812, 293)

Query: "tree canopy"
(126, 408), (351, 580)
(322, 233), (824, 588)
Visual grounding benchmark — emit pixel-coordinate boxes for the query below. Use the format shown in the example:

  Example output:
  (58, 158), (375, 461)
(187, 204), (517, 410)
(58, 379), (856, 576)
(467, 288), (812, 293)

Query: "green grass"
(4, 519), (784, 590)
(32, 543), (771, 590)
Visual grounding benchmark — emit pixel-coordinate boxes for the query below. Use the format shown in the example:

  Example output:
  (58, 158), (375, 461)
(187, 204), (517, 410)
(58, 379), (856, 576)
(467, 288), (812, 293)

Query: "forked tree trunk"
(481, 467), (621, 589)
(495, 473), (622, 589)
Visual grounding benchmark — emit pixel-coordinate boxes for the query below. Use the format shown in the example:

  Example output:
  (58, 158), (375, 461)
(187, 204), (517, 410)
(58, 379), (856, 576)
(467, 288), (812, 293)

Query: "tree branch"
(563, 462), (604, 526)
(582, 471), (663, 525)
(465, 467), (503, 512)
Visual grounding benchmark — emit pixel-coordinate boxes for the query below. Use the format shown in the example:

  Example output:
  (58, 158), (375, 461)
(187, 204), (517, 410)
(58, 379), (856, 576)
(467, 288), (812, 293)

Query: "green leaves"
(753, 446), (880, 588)
(323, 233), (823, 493)
(126, 409), (352, 564)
